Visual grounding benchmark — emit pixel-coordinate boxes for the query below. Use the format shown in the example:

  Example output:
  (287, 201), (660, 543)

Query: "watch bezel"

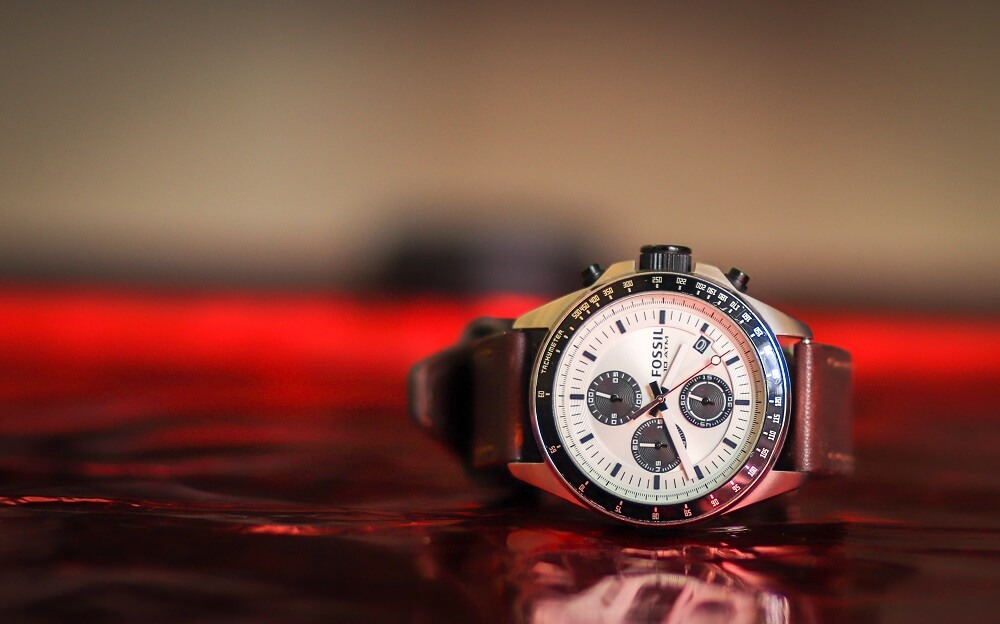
(528, 271), (792, 526)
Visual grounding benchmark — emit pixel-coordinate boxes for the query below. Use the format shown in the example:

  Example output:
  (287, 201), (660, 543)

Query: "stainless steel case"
(508, 260), (812, 525)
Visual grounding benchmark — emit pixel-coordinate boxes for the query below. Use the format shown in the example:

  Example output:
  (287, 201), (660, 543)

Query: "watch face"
(531, 272), (790, 525)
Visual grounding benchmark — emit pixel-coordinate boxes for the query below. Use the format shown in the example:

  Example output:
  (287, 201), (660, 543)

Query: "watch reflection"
(506, 528), (825, 624)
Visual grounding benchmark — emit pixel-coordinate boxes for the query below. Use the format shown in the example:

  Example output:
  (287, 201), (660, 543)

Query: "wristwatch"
(409, 244), (852, 526)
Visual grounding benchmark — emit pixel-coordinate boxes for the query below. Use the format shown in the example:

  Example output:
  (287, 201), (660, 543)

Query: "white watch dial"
(532, 272), (789, 525)
(553, 292), (765, 504)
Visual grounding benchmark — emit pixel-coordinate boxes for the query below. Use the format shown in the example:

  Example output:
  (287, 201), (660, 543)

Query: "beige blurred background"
(1, 2), (997, 308)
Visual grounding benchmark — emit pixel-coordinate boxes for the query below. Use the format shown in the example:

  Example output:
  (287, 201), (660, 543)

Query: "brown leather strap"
(411, 321), (853, 478)
(408, 318), (542, 476)
(789, 341), (854, 475)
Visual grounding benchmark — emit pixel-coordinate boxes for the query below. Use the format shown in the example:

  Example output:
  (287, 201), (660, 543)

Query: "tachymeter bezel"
(529, 271), (791, 526)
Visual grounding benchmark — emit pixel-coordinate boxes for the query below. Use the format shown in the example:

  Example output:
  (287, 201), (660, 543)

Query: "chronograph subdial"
(678, 374), (734, 428)
(631, 419), (687, 473)
(586, 370), (643, 426)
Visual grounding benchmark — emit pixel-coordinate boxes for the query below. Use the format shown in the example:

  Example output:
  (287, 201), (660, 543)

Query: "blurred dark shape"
(369, 208), (595, 296)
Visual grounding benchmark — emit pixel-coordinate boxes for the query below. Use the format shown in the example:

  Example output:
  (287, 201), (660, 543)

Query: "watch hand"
(639, 341), (714, 411)
(644, 352), (722, 480)
(645, 384), (698, 479)
(657, 350), (735, 478)
(664, 419), (696, 480)
(632, 393), (666, 419)
(593, 391), (613, 400)
(638, 442), (658, 448)
(663, 351), (727, 402)
(634, 348), (729, 421)
(688, 393), (713, 405)
(660, 345), (689, 392)
(638, 379), (698, 478)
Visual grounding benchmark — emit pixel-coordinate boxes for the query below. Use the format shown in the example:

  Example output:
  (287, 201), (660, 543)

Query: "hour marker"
(700, 322), (709, 333)
(725, 355), (740, 366)
(616, 320), (627, 334)
(582, 351), (597, 362)
(610, 462), (622, 477)
(580, 433), (594, 444)
(735, 399), (750, 406)
(653, 475), (660, 489)
(569, 393), (585, 400)
(659, 310), (666, 324)
(694, 465), (704, 480)
(723, 437), (737, 448)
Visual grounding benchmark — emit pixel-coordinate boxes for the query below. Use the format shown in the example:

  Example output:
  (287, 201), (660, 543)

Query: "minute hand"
(659, 346), (690, 393)
(632, 345), (688, 418)
(632, 350), (712, 418)
(649, 353), (724, 480)
(663, 358), (715, 399)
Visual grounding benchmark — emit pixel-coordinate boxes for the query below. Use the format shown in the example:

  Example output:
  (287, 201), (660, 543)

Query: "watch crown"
(639, 244), (692, 272)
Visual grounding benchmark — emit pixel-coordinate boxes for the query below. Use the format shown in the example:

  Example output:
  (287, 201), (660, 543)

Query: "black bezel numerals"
(530, 272), (791, 526)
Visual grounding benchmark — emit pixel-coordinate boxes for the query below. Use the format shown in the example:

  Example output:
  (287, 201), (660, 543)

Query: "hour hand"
(646, 381), (666, 414)
(632, 383), (666, 419)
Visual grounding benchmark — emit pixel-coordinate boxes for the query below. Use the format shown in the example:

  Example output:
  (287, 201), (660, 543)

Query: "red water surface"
(0, 287), (997, 622)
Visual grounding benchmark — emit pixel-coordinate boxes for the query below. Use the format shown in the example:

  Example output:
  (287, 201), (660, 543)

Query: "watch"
(409, 244), (853, 526)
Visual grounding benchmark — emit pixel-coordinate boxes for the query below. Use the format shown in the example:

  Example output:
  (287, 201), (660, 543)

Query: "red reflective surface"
(0, 288), (997, 622)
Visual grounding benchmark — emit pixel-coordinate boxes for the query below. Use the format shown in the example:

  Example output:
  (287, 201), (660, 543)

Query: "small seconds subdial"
(587, 371), (643, 426)
(631, 419), (686, 473)
(678, 374), (733, 428)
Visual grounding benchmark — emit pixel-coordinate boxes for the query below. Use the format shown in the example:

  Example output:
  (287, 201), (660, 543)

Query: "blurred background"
(1, 1), (997, 308)
(1, 5), (998, 621)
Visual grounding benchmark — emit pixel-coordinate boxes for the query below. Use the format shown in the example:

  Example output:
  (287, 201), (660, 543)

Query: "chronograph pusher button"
(580, 263), (605, 286)
(725, 267), (750, 292)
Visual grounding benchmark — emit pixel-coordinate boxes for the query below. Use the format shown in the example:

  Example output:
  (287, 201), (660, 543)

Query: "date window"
(693, 336), (711, 354)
